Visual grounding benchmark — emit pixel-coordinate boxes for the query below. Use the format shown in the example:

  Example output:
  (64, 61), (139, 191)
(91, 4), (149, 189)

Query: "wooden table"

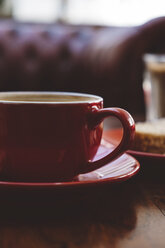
(0, 159), (165, 248)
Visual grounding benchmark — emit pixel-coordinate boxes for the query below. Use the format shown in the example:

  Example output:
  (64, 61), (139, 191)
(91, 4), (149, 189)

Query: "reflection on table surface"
(0, 161), (165, 248)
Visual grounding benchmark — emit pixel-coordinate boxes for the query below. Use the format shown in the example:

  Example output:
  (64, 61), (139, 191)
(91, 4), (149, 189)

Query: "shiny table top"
(0, 161), (165, 248)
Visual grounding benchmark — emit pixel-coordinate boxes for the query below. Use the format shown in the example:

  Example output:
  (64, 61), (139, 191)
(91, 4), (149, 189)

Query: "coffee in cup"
(0, 91), (135, 182)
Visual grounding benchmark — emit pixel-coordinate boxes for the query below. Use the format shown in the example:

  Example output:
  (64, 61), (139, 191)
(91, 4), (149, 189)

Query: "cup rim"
(0, 91), (103, 104)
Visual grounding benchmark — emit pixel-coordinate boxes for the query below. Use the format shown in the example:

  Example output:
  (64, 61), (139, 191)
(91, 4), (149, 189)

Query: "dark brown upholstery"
(0, 17), (165, 115)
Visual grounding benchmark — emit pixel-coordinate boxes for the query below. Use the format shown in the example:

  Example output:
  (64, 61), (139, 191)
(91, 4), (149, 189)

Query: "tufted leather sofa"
(0, 17), (165, 116)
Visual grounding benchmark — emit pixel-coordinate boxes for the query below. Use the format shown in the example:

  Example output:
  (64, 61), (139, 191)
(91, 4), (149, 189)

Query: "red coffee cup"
(0, 92), (135, 182)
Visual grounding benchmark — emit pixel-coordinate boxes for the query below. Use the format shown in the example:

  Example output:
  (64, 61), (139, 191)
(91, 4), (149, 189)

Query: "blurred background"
(0, 0), (164, 26)
(0, 0), (165, 122)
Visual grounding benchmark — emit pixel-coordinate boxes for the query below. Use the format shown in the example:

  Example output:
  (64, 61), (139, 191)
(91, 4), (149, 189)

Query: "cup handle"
(80, 107), (135, 174)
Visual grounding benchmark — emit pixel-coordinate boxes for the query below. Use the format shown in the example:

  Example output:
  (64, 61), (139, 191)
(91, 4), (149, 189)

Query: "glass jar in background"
(143, 54), (165, 121)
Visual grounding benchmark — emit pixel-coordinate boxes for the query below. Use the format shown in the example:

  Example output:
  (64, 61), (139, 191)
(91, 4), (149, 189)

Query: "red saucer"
(0, 140), (140, 190)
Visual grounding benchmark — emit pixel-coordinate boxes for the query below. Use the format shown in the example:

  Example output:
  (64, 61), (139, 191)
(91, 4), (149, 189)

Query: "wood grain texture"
(0, 163), (165, 248)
